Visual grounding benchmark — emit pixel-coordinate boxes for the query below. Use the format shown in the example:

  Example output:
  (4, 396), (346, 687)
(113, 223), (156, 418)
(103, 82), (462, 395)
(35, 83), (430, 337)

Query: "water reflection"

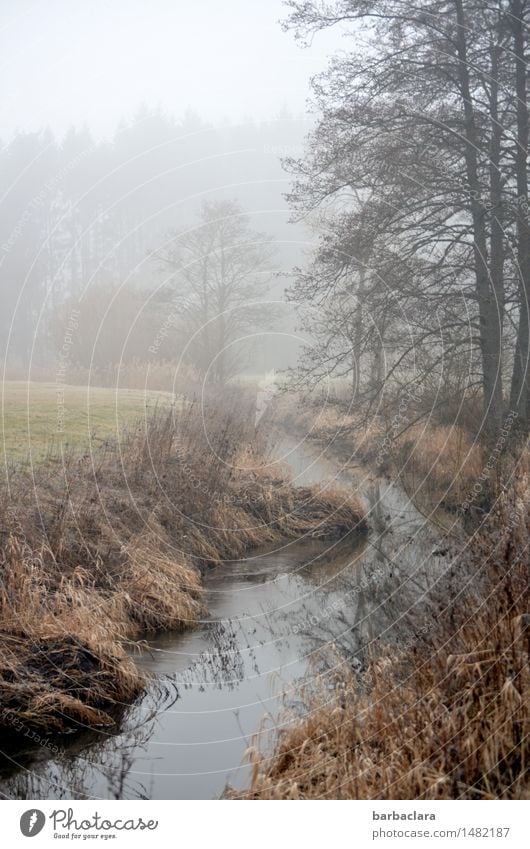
(0, 682), (176, 799)
(0, 439), (448, 800)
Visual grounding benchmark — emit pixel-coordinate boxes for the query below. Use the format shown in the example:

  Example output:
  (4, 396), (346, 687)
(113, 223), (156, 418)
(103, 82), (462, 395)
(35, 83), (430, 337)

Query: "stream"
(0, 435), (452, 799)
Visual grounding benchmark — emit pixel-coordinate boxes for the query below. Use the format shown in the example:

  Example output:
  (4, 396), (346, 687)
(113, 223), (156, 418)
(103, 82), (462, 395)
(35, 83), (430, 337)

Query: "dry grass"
(394, 424), (484, 513)
(274, 396), (484, 514)
(0, 396), (366, 734)
(233, 460), (530, 800)
(0, 538), (142, 730)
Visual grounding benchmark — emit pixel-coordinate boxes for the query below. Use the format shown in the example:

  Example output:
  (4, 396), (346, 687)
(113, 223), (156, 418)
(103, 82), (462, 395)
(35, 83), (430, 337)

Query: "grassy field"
(1, 381), (175, 464)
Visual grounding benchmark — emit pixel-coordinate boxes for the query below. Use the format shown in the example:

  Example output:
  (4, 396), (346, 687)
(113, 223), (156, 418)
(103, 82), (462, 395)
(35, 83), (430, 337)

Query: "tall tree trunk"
(488, 37), (506, 410)
(509, 0), (530, 434)
(454, 0), (504, 441)
(352, 265), (365, 395)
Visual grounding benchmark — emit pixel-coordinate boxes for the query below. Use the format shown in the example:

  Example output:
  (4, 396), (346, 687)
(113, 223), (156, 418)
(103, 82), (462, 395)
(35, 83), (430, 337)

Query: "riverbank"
(273, 397), (486, 519)
(0, 400), (367, 736)
(0, 432), (434, 799)
(233, 439), (530, 799)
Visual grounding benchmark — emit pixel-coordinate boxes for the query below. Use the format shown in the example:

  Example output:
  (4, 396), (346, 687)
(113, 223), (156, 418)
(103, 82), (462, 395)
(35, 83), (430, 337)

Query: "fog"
(0, 1), (344, 379)
(0, 0), (528, 810)
(1, 0), (337, 137)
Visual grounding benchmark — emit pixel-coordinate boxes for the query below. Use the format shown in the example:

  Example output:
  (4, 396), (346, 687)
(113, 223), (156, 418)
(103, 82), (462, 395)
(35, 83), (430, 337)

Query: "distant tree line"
(0, 108), (305, 370)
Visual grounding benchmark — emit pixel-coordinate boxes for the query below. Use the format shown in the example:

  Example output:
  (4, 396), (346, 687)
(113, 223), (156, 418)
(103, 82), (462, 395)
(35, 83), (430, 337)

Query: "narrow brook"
(0, 436), (449, 799)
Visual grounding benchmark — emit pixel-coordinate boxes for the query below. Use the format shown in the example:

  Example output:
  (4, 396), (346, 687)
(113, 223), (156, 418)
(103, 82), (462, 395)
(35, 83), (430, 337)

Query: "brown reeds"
(273, 396), (485, 513)
(0, 399), (366, 733)
(233, 460), (530, 800)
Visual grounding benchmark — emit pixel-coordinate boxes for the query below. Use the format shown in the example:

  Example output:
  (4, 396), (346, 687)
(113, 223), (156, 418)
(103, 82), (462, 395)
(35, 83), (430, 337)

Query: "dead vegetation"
(233, 458), (530, 800)
(0, 397), (366, 734)
(274, 394), (485, 515)
(392, 424), (484, 514)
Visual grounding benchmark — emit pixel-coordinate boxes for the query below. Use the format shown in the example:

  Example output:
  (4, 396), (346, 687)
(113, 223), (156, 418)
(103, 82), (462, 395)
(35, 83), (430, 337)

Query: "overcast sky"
(0, 0), (341, 139)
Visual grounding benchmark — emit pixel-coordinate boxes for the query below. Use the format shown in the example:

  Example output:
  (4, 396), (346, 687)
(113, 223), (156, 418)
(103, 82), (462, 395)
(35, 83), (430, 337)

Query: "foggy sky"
(0, 0), (341, 139)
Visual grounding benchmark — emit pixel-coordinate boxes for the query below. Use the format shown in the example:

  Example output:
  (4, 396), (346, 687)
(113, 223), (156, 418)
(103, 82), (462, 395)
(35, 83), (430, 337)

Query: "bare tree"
(155, 200), (276, 383)
(283, 0), (530, 440)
